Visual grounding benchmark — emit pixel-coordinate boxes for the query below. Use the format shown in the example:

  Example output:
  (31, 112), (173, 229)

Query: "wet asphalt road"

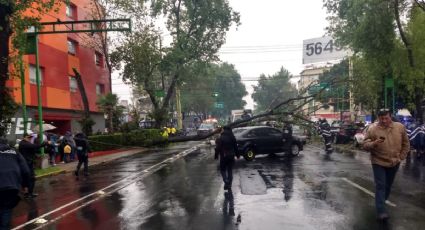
(10, 142), (425, 230)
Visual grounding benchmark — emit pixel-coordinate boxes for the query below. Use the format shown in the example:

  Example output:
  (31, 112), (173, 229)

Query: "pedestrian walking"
(215, 126), (238, 191)
(18, 133), (47, 199)
(0, 137), (30, 230)
(74, 133), (91, 178)
(363, 109), (410, 220)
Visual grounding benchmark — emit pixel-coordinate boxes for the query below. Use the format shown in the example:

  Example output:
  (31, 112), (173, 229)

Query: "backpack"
(64, 144), (72, 154)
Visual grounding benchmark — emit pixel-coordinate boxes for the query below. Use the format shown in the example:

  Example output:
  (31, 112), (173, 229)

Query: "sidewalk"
(36, 148), (145, 179)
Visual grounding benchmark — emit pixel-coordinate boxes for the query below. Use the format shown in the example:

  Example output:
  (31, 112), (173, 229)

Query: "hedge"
(88, 129), (166, 152)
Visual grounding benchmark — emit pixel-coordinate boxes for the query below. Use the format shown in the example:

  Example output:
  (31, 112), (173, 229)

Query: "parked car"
(334, 123), (364, 144)
(233, 126), (305, 161)
(353, 125), (370, 147)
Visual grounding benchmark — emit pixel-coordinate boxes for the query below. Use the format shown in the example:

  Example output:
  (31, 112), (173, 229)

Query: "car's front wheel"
(243, 147), (256, 161)
(290, 144), (300, 157)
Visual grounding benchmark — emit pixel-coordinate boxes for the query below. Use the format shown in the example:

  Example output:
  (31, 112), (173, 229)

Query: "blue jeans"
(0, 208), (12, 230)
(372, 163), (400, 215)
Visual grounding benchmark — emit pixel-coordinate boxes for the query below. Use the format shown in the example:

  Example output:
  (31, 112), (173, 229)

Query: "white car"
(353, 126), (370, 148)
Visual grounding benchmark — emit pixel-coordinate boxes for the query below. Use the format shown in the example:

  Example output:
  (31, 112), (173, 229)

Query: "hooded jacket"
(0, 142), (30, 191)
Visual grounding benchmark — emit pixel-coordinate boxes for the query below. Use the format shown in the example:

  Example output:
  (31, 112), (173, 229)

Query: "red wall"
(10, 0), (111, 113)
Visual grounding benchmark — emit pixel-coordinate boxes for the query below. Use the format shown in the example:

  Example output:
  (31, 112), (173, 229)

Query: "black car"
(233, 126), (305, 161)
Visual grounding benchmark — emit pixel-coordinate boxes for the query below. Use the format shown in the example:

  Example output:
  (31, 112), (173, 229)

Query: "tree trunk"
(0, 4), (12, 136)
(73, 68), (94, 135)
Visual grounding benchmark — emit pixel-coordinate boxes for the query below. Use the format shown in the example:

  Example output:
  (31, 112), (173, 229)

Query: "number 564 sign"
(302, 36), (350, 64)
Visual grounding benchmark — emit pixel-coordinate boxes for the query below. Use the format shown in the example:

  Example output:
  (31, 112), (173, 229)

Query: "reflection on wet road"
(11, 143), (425, 230)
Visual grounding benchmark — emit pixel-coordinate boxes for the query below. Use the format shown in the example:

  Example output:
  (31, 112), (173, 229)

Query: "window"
(95, 52), (103, 66)
(66, 4), (77, 19)
(67, 39), (77, 55)
(69, 77), (78, 92)
(96, 84), (104, 95)
(29, 65), (43, 85)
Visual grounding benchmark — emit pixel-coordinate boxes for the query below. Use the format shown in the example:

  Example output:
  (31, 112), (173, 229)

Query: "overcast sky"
(112, 0), (329, 110)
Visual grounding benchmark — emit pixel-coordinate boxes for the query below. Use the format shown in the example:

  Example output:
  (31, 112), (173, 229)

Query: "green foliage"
(0, 89), (18, 136)
(111, 0), (239, 127)
(88, 129), (165, 151)
(180, 62), (247, 117)
(96, 93), (125, 133)
(78, 117), (96, 136)
(251, 67), (297, 112)
(317, 60), (350, 111)
(324, 0), (425, 119)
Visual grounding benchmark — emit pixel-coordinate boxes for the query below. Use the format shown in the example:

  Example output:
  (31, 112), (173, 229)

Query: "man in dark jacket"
(215, 126), (238, 191)
(0, 137), (30, 229)
(319, 119), (333, 153)
(18, 133), (47, 198)
(74, 133), (91, 177)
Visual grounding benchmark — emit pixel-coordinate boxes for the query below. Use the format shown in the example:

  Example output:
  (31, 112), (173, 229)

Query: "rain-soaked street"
(10, 142), (425, 230)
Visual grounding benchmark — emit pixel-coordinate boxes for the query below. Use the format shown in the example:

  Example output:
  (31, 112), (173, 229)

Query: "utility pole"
(175, 85), (182, 129)
(349, 57), (355, 121)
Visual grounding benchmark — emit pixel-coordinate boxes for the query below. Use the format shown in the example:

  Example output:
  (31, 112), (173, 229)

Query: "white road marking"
(13, 144), (204, 230)
(342, 177), (397, 207)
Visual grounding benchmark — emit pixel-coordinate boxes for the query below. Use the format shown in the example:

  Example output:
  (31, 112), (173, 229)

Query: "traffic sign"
(214, 102), (224, 109)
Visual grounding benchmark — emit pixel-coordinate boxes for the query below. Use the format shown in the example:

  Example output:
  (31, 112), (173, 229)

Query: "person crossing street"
(215, 126), (238, 191)
(74, 133), (91, 178)
(363, 109), (410, 221)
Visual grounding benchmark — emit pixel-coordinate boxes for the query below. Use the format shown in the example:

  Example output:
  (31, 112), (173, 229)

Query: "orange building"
(6, 0), (110, 138)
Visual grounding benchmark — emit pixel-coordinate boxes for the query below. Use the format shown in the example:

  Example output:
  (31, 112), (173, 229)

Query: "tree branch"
(394, 0), (415, 68)
(414, 0), (425, 11)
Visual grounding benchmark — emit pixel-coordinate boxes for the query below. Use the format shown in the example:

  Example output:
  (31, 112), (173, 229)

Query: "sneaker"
(74, 171), (79, 177)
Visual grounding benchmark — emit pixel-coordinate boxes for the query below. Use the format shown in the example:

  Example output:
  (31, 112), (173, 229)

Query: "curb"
(35, 169), (66, 179)
(36, 148), (146, 179)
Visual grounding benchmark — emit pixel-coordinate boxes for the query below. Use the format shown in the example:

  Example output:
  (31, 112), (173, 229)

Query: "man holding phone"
(363, 109), (410, 220)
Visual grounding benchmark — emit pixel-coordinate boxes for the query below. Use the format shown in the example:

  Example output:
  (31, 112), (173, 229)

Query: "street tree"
(210, 63), (247, 118)
(180, 62), (216, 118)
(317, 60), (350, 112)
(180, 62), (247, 119)
(251, 67), (297, 112)
(0, 0), (63, 136)
(112, 0), (240, 127)
(84, 0), (145, 92)
(324, 0), (425, 121)
(96, 93), (125, 133)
